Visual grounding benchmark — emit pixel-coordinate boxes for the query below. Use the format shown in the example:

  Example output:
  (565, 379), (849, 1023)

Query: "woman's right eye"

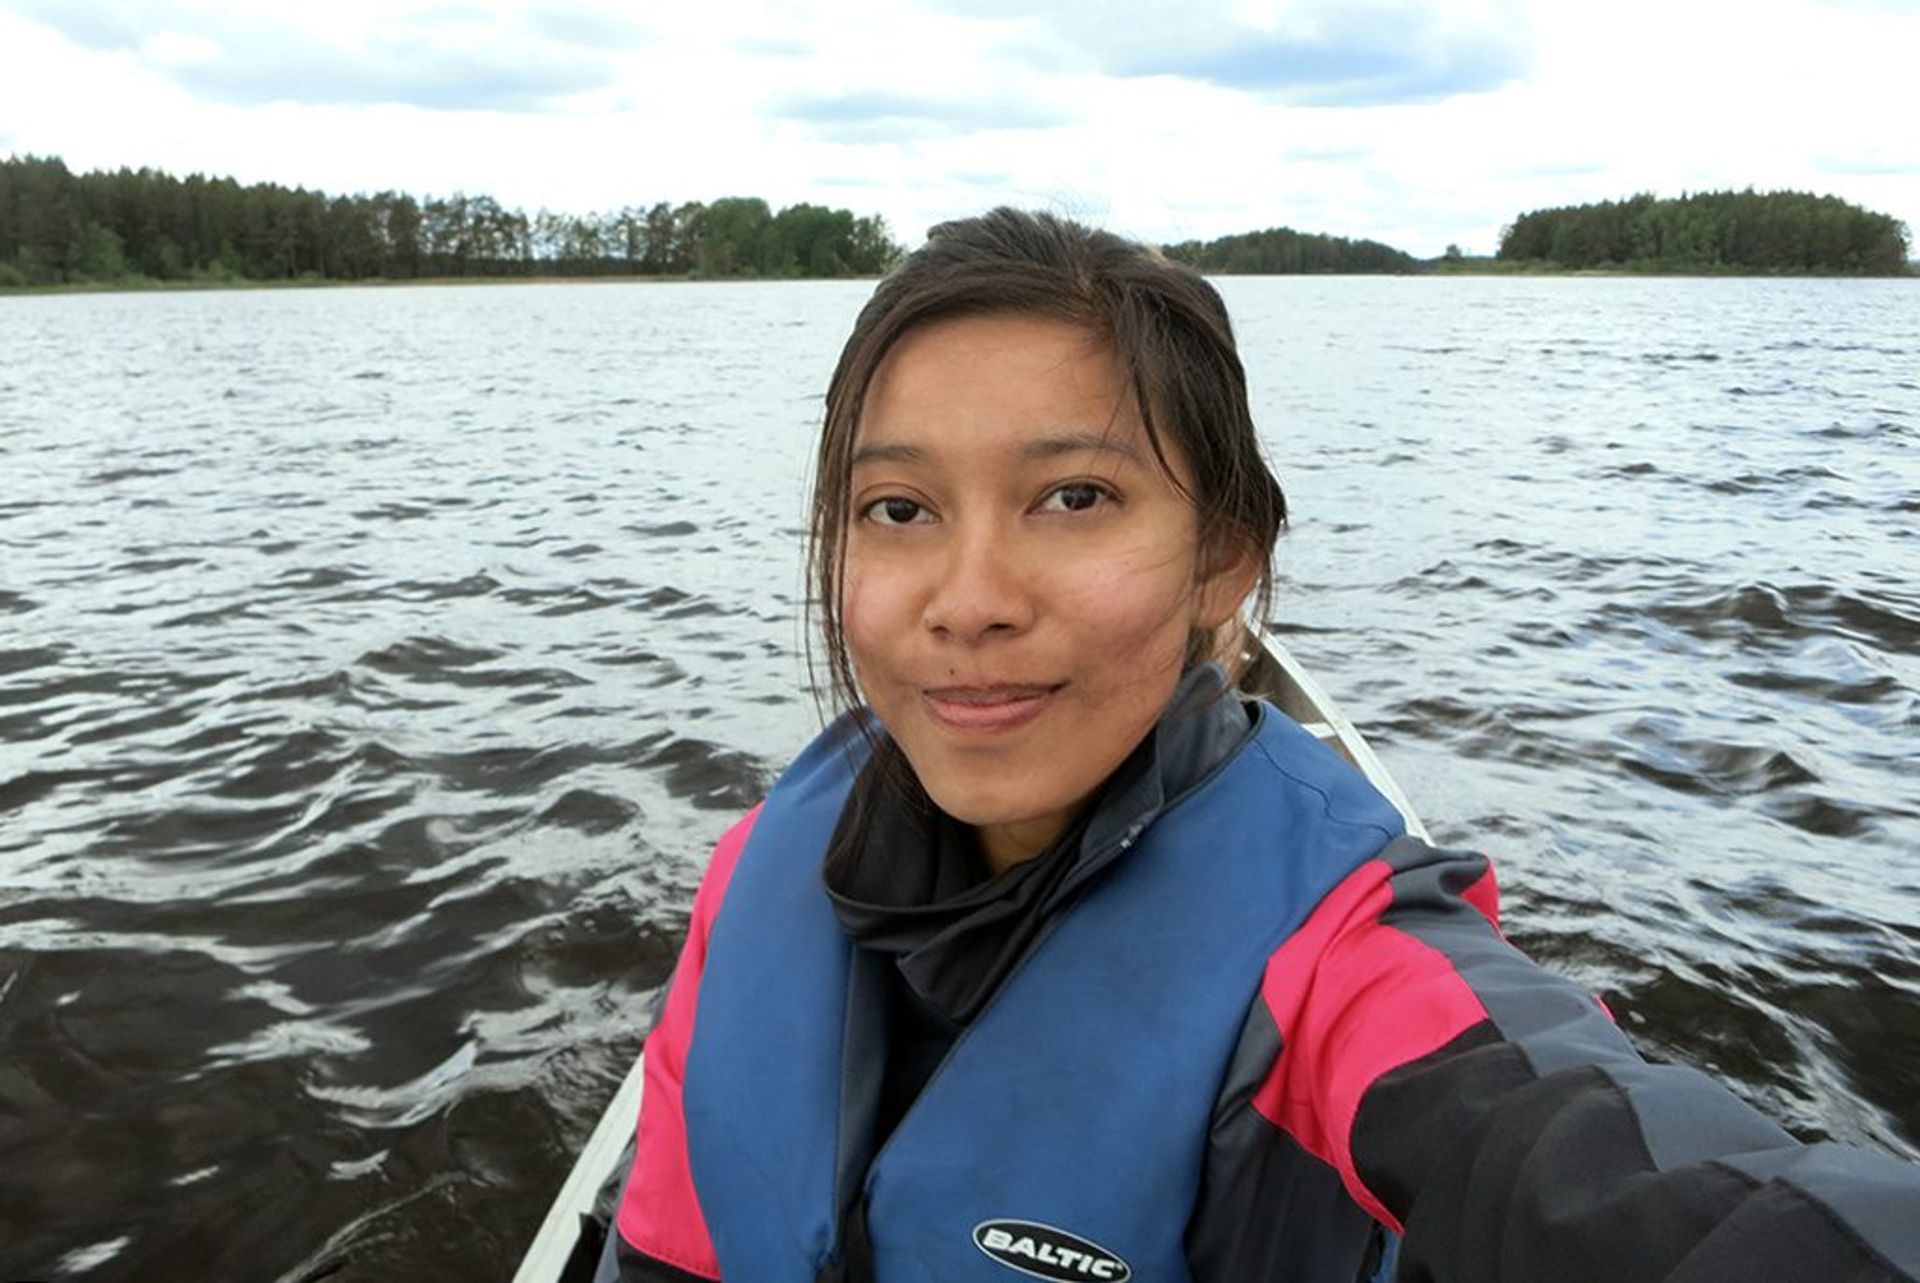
(864, 497), (930, 526)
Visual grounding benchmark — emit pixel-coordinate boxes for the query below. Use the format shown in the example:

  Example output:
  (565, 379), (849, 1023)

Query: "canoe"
(511, 636), (1427, 1282)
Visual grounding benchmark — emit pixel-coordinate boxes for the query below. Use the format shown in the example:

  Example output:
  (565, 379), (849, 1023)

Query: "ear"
(1193, 535), (1262, 632)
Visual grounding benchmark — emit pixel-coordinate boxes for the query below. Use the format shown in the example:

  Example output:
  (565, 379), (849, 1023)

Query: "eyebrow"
(1020, 431), (1143, 464)
(850, 432), (1143, 467)
(850, 440), (928, 466)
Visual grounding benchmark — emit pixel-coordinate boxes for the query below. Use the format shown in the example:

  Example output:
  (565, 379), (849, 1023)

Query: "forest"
(1163, 225), (1417, 274)
(4, 156), (1911, 288)
(0, 155), (902, 287)
(1496, 189), (1910, 274)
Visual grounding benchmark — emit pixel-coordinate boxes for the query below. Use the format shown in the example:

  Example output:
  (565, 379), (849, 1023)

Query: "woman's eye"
(1040, 483), (1111, 513)
(865, 497), (929, 526)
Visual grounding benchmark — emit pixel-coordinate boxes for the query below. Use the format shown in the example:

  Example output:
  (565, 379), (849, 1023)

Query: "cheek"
(1055, 550), (1199, 666)
(840, 565), (905, 677)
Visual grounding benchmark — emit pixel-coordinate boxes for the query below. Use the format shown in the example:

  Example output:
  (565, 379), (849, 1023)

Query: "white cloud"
(966, 0), (1536, 104)
(0, 0), (1914, 257)
(6, 0), (646, 108)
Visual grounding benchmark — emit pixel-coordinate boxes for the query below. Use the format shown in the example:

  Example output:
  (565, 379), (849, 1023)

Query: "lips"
(921, 683), (1063, 733)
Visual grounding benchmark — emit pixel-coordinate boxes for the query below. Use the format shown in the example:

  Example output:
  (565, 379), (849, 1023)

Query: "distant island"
(0, 155), (903, 289)
(1489, 190), (1911, 276)
(1163, 226), (1416, 275)
(1, 156), (1911, 289)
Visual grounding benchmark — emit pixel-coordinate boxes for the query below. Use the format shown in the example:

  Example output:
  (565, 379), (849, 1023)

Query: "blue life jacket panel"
(684, 704), (1404, 1281)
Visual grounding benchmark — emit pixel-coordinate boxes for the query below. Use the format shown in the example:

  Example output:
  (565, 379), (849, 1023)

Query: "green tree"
(74, 222), (128, 281)
(698, 197), (773, 276)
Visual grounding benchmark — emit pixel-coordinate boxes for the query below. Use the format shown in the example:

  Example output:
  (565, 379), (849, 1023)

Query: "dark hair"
(806, 207), (1287, 719)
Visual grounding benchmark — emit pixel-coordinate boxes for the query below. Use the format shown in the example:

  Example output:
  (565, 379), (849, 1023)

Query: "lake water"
(2, 276), (1916, 1281)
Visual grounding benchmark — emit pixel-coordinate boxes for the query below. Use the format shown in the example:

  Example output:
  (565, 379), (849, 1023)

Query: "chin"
(912, 747), (1099, 839)
(920, 777), (1049, 830)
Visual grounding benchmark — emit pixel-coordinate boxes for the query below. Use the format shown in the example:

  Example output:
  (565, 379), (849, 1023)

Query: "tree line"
(6, 156), (1909, 288)
(0, 155), (902, 287)
(1163, 225), (1417, 275)
(1497, 189), (1910, 274)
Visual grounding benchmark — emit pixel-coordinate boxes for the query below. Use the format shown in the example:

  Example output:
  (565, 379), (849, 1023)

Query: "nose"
(921, 520), (1033, 643)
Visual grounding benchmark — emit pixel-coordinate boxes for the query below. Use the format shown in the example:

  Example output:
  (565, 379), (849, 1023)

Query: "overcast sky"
(1, 0), (1914, 257)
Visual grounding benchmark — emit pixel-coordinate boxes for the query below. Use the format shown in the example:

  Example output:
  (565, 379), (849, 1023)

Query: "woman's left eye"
(1038, 482), (1113, 513)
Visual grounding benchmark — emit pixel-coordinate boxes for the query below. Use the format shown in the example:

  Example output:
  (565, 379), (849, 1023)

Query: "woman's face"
(842, 312), (1250, 872)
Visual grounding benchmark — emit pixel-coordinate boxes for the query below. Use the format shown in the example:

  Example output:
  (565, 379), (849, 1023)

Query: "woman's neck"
(975, 806), (1084, 876)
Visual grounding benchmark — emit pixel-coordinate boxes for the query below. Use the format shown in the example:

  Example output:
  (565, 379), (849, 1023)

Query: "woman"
(600, 210), (1919, 1281)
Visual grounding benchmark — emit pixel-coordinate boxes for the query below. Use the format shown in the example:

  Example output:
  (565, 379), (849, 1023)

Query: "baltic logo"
(972, 1219), (1132, 1281)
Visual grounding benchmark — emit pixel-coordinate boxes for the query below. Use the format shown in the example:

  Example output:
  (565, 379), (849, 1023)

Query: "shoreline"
(2, 265), (1912, 298)
(0, 272), (892, 298)
(1419, 260), (1917, 279)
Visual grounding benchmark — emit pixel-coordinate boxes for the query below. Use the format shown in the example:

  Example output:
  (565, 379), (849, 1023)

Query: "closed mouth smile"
(921, 684), (1063, 732)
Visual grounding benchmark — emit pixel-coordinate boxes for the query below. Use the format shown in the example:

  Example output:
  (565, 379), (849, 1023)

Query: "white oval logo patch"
(972, 1219), (1133, 1282)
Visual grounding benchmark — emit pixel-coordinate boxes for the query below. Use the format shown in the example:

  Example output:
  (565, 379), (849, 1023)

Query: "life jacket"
(682, 703), (1405, 1281)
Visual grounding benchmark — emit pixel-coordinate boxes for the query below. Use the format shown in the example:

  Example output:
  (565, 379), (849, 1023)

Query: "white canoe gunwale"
(511, 637), (1425, 1282)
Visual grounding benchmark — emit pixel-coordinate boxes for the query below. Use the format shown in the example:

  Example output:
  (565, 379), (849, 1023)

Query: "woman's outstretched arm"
(1260, 835), (1919, 1282)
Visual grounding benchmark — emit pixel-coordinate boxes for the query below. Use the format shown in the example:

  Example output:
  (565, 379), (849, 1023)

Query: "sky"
(0, 0), (1915, 258)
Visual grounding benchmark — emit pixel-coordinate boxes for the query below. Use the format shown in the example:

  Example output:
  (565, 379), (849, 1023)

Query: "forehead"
(857, 312), (1139, 450)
